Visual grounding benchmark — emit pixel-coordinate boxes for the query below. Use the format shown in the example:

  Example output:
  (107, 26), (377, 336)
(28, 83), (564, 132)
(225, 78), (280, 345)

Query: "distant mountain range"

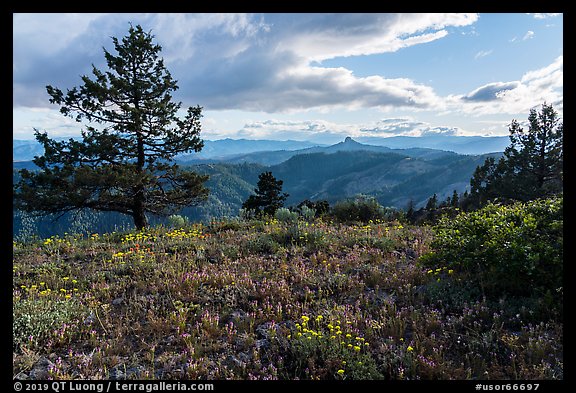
(12, 138), (322, 163)
(186, 138), (502, 211)
(12, 134), (509, 163)
(355, 135), (510, 155)
(13, 136), (504, 235)
(13, 136), (505, 209)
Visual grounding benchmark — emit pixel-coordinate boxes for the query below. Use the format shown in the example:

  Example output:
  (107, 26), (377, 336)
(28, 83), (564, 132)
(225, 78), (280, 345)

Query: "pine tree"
(13, 24), (209, 229)
(450, 190), (460, 208)
(425, 193), (438, 211)
(503, 103), (563, 199)
(242, 172), (289, 217)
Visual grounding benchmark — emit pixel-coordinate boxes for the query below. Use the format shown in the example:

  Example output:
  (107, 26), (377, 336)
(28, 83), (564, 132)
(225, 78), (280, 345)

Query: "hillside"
(13, 144), (502, 238)
(268, 149), (501, 208)
(180, 148), (500, 214)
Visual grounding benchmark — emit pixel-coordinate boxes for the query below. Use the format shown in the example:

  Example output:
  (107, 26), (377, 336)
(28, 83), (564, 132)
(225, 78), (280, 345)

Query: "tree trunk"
(133, 89), (147, 230)
(133, 202), (147, 230)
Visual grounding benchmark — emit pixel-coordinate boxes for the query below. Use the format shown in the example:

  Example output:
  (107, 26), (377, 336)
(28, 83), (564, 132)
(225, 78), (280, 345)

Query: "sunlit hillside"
(13, 197), (563, 380)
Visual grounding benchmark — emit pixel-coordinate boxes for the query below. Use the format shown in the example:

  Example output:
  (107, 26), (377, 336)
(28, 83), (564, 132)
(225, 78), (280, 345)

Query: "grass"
(12, 218), (563, 380)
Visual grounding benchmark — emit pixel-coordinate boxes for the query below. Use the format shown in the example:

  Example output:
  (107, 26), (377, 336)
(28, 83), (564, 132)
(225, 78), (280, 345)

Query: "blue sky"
(13, 13), (563, 143)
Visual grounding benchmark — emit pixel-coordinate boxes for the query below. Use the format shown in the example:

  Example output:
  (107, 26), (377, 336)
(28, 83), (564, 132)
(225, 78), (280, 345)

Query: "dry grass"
(13, 218), (562, 380)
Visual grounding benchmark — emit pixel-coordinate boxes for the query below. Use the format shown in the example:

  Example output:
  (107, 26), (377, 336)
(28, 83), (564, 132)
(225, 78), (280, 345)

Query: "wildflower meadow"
(13, 202), (562, 380)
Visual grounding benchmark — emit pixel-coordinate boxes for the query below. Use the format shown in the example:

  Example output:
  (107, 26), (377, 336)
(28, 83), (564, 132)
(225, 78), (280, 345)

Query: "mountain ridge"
(13, 144), (502, 235)
(12, 134), (510, 162)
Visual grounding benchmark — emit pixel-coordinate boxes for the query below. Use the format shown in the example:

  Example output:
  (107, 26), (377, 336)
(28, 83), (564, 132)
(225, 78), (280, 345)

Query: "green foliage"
(13, 24), (209, 230)
(341, 234), (395, 253)
(420, 196), (563, 300)
(425, 193), (438, 211)
(242, 171), (288, 217)
(246, 233), (281, 255)
(278, 316), (383, 379)
(297, 199), (330, 218)
(470, 103), (563, 205)
(450, 190), (460, 207)
(331, 195), (389, 224)
(167, 214), (189, 228)
(299, 205), (316, 221)
(274, 208), (299, 224)
(13, 298), (88, 352)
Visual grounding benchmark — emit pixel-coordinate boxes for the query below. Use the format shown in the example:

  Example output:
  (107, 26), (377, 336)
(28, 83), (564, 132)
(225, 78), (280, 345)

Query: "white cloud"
(13, 107), (81, 139)
(529, 13), (561, 19)
(523, 30), (535, 40)
(174, 13), (477, 113)
(13, 13), (477, 114)
(202, 64), (445, 113)
(474, 49), (493, 60)
(521, 55), (563, 84)
(151, 13), (270, 64)
(237, 117), (465, 141)
(277, 13), (477, 62)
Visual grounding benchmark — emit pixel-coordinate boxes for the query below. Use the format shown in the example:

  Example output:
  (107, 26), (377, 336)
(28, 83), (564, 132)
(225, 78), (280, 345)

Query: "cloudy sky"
(13, 13), (563, 143)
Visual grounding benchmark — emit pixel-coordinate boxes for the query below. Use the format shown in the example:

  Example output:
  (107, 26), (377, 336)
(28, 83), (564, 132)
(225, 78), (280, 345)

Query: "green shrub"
(13, 297), (88, 352)
(297, 199), (330, 218)
(299, 205), (316, 221)
(207, 218), (242, 233)
(270, 224), (302, 247)
(274, 208), (299, 224)
(246, 234), (280, 255)
(420, 196), (563, 299)
(167, 214), (189, 228)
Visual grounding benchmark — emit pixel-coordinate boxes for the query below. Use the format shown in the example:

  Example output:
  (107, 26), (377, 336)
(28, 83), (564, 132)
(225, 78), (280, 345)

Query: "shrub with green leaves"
(299, 205), (316, 221)
(13, 297), (88, 352)
(167, 214), (189, 228)
(420, 196), (562, 299)
(331, 195), (388, 224)
(274, 208), (299, 224)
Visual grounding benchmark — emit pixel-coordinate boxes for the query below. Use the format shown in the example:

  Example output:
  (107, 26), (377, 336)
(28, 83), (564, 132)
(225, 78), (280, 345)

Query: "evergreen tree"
(425, 193), (438, 211)
(469, 156), (504, 206)
(504, 102), (563, 198)
(13, 24), (209, 229)
(242, 172), (289, 217)
(470, 103), (563, 205)
(450, 190), (460, 208)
